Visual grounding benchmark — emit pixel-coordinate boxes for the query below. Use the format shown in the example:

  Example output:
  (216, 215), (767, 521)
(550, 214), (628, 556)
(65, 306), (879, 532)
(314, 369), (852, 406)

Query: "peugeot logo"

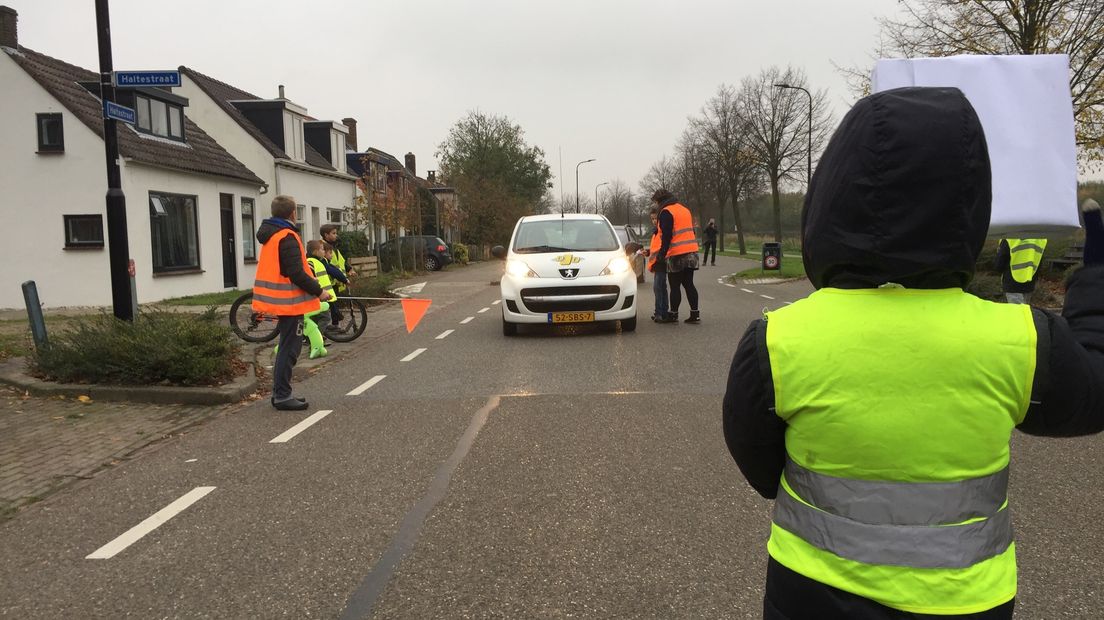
(559, 268), (580, 279)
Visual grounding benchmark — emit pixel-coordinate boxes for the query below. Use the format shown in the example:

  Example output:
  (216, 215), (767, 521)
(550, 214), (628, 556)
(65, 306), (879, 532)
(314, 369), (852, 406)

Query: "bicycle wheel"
(326, 298), (367, 342)
(228, 292), (280, 342)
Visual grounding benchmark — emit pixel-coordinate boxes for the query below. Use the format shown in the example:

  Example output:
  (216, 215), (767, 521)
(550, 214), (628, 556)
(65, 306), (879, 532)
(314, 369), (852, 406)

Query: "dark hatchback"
(377, 235), (453, 272)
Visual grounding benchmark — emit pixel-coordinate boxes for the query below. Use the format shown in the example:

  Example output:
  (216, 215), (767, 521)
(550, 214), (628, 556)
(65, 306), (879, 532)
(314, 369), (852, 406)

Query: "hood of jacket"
(801, 86), (991, 290)
(256, 218), (299, 245)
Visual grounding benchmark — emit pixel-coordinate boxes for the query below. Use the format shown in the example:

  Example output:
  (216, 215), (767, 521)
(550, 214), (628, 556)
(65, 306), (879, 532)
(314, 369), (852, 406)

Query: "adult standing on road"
(652, 189), (700, 323)
(702, 218), (718, 266)
(722, 87), (1104, 618)
(254, 195), (331, 411)
(643, 207), (671, 322)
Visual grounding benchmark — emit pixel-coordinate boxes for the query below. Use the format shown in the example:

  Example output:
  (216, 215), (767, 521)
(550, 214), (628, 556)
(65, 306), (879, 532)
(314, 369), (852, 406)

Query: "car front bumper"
(500, 271), (638, 324)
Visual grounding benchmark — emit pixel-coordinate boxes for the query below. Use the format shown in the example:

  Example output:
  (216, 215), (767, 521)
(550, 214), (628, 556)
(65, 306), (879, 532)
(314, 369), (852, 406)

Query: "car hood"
(510, 250), (623, 279)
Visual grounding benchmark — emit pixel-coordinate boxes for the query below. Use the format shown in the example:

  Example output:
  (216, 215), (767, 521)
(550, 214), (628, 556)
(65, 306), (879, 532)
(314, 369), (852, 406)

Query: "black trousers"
(273, 315), (303, 401)
(667, 268), (699, 314)
(763, 557), (1014, 620)
(702, 240), (717, 264)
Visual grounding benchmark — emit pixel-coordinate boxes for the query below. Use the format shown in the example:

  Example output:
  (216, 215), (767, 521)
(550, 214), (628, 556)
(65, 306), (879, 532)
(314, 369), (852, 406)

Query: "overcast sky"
(8, 0), (1099, 195)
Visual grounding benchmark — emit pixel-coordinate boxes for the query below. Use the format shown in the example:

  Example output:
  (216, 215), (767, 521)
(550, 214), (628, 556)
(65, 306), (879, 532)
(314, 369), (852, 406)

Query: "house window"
(296, 204), (306, 232)
(135, 95), (185, 141)
(37, 113), (64, 153)
(149, 192), (199, 272)
(327, 208), (344, 230)
(63, 214), (103, 248)
(241, 197), (256, 260)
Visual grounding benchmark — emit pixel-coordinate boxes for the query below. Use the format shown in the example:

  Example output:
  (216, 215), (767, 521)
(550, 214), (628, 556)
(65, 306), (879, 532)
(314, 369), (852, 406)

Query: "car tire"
(425, 255), (441, 271)
(502, 315), (518, 336)
(621, 316), (637, 332)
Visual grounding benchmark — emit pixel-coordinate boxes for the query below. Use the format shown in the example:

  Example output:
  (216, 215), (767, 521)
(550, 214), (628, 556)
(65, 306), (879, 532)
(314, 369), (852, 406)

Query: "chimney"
(278, 84), (285, 99)
(427, 170), (436, 183)
(404, 152), (416, 175)
(0, 6), (17, 49)
(342, 117), (358, 151)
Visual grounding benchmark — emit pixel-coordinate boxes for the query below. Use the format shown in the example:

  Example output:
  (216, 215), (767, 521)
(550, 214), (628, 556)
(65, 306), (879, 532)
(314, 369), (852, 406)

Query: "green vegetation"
(32, 308), (240, 386)
(450, 242), (470, 265)
(336, 230), (371, 258)
(347, 271), (402, 303)
(159, 289), (247, 306)
(731, 257), (806, 280)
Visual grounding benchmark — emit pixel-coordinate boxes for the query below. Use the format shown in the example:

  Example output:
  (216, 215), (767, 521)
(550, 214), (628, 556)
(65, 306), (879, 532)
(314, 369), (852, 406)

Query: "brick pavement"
(0, 385), (236, 521)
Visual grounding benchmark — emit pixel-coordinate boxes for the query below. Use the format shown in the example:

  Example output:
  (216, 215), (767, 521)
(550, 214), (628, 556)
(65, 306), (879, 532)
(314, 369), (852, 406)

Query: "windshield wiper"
(514, 245), (570, 254)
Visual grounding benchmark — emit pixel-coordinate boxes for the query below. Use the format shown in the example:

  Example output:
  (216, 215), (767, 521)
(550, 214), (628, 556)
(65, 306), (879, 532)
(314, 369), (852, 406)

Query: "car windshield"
(513, 220), (620, 253)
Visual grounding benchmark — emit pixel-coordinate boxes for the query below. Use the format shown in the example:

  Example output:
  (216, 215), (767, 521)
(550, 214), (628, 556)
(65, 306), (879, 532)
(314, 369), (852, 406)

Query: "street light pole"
(575, 158), (595, 213)
(594, 182), (609, 215)
(774, 83), (812, 185)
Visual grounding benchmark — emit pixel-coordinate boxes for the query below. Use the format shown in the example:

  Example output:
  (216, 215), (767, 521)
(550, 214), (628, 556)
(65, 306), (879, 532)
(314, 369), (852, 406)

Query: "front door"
(219, 193), (237, 288)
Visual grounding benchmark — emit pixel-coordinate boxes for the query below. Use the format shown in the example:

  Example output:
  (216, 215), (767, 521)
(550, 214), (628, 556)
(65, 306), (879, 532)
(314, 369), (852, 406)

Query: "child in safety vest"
(302, 240), (335, 359)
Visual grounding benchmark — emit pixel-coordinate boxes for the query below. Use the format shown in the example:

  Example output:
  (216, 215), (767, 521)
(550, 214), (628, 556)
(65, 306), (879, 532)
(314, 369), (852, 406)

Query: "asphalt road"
(1, 256), (1102, 618)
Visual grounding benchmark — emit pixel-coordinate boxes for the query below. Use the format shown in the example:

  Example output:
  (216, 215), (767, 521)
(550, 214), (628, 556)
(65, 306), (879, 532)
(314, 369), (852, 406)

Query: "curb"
(732, 276), (808, 285)
(0, 356), (258, 406)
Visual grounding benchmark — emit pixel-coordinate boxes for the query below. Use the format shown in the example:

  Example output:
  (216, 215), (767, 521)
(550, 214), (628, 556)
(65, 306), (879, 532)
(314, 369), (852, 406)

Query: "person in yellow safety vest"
(722, 87), (1104, 618)
(995, 238), (1048, 304)
(253, 195), (331, 411)
(303, 240), (336, 360)
(320, 224), (356, 325)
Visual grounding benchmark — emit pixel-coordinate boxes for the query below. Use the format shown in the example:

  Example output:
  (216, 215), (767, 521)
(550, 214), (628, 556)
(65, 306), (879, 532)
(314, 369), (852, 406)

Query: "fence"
(347, 256), (379, 278)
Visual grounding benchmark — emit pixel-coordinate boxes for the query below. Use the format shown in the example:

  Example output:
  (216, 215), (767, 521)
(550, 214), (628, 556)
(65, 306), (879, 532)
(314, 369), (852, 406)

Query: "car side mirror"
(624, 241), (642, 255)
(491, 245), (507, 260)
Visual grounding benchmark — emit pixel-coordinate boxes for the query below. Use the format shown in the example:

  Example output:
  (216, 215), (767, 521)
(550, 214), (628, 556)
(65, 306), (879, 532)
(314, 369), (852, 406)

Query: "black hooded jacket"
(255, 218), (323, 299)
(723, 89), (1104, 617)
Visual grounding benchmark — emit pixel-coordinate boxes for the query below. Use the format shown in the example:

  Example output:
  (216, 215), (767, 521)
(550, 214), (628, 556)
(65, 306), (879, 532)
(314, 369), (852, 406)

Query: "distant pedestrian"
(702, 218), (718, 266)
(253, 195), (332, 411)
(652, 189), (700, 323)
(994, 237), (1047, 303)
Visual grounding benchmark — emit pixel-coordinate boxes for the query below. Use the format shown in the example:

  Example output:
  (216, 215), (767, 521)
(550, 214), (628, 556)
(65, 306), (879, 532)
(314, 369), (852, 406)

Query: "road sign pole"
(95, 0), (134, 321)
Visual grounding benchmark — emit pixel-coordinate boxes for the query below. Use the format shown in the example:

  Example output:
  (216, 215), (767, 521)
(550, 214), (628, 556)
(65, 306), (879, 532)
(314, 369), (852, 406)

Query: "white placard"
(872, 54), (1079, 237)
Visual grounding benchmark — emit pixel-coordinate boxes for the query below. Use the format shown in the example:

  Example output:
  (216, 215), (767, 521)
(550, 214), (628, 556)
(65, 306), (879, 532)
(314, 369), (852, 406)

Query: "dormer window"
(135, 94), (185, 141)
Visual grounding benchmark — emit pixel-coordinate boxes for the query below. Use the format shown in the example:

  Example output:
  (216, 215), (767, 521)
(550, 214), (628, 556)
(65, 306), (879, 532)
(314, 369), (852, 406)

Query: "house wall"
(276, 164), (355, 242)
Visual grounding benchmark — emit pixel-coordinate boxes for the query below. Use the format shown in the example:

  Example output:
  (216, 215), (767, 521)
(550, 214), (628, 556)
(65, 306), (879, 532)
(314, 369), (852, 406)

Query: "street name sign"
(113, 70), (182, 88)
(103, 100), (136, 124)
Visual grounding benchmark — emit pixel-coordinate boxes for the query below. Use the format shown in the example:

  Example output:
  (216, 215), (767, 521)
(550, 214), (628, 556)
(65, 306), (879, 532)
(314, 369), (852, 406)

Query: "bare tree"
(639, 155), (684, 199)
(875, 0), (1104, 160)
(737, 66), (833, 241)
(600, 179), (634, 224)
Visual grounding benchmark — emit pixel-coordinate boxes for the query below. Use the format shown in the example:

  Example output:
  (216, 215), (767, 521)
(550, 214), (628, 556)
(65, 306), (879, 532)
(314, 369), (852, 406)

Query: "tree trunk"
(729, 182), (747, 255)
(771, 174), (783, 242)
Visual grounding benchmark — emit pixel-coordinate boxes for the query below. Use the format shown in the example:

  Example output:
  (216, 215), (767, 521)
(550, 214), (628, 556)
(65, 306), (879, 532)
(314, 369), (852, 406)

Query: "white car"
(492, 214), (639, 336)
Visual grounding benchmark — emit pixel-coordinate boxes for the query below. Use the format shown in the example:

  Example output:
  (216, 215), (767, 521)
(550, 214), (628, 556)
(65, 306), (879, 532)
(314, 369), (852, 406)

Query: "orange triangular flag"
(401, 298), (432, 333)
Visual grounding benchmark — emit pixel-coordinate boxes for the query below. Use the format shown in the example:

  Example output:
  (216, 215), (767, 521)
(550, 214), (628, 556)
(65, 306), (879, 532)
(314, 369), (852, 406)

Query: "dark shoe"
(656, 313), (678, 324)
(272, 397), (309, 411)
(685, 311), (701, 323)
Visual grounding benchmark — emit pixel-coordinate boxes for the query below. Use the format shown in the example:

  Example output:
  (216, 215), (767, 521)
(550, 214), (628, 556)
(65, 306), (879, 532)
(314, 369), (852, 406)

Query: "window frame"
(148, 191), (201, 274)
(36, 113), (64, 153)
(134, 94), (186, 142)
(62, 214), (104, 249)
(241, 197), (257, 261)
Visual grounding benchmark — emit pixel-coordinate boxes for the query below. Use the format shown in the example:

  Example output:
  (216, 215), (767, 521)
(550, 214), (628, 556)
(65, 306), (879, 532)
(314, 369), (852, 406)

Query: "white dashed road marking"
(492, 300), (502, 305)
(478, 307), (490, 313)
(741, 288), (755, 293)
(270, 410), (333, 444)
(401, 348), (427, 362)
(86, 487), (216, 559)
(460, 317), (474, 324)
(436, 330), (454, 340)
(760, 294), (775, 300)
(347, 375), (387, 396)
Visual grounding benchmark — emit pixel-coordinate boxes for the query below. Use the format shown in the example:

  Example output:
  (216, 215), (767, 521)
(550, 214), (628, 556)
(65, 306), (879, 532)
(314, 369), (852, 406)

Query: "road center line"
(339, 395), (501, 620)
(460, 317), (474, 324)
(347, 375), (387, 396)
(435, 330), (454, 340)
(270, 410), (333, 444)
(401, 348), (427, 362)
(760, 294), (775, 300)
(491, 300), (502, 305)
(477, 307), (490, 313)
(86, 486), (216, 559)
(741, 288), (755, 293)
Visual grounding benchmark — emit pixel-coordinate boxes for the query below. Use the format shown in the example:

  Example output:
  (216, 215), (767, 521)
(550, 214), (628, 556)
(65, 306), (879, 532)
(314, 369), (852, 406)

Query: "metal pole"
(96, 0), (134, 321)
(594, 182), (608, 215)
(575, 158), (594, 214)
(21, 281), (48, 351)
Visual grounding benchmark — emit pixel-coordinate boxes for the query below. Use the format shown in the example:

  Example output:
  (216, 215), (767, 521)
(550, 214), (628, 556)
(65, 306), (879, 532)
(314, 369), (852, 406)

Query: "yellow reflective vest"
(1006, 238), (1047, 284)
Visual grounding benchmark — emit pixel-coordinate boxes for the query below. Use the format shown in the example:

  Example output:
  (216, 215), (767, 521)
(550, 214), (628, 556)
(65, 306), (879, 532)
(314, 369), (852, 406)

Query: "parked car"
(377, 235), (453, 272)
(492, 214), (638, 336)
(612, 224), (646, 283)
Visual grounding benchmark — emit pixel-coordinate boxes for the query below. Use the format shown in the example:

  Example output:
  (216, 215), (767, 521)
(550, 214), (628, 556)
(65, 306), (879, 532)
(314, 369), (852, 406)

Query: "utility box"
(762, 242), (782, 271)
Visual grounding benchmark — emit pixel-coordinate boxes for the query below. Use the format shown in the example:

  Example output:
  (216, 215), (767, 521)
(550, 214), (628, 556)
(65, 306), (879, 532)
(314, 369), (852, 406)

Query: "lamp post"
(575, 158), (596, 213)
(594, 181), (609, 215)
(774, 83), (812, 185)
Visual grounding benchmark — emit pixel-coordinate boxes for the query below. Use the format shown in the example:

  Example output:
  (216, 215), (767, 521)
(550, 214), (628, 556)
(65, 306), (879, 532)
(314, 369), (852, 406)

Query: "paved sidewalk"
(0, 385), (238, 521)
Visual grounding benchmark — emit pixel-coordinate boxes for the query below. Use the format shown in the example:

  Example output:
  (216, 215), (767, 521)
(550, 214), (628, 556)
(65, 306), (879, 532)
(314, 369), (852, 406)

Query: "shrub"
(32, 307), (241, 386)
(348, 272), (401, 304)
(336, 230), (371, 258)
(450, 242), (470, 265)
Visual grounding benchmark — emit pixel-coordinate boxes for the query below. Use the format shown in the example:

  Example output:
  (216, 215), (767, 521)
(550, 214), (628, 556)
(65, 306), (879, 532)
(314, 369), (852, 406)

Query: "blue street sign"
(103, 100), (136, 124)
(113, 70), (182, 88)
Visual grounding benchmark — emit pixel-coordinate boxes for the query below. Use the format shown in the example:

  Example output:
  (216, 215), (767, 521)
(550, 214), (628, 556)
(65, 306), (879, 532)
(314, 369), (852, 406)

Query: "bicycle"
(228, 291), (368, 343)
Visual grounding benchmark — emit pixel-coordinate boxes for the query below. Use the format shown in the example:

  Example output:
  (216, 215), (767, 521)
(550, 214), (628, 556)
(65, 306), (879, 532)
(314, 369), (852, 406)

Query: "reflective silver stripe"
(253, 292), (318, 306)
(670, 239), (698, 248)
(254, 279), (301, 291)
(673, 227), (695, 235)
(783, 459), (1008, 525)
(774, 489), (1013, 569)
(1010, 243), (1045, 254)
(1010, 261), (1038, 271)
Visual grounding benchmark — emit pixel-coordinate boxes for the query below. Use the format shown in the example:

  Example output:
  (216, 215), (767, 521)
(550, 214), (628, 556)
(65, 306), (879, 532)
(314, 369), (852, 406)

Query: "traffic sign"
(103, 100), (136, 124)
(114, 70), (181, 88)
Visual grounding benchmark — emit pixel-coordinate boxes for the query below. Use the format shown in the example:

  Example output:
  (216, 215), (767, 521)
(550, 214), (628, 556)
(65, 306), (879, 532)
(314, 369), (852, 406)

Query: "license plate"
(549, 311), (595, 323)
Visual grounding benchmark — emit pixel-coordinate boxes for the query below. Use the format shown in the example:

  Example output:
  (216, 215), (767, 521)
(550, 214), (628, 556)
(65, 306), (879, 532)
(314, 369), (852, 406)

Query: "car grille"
(519, 285), (621, 312)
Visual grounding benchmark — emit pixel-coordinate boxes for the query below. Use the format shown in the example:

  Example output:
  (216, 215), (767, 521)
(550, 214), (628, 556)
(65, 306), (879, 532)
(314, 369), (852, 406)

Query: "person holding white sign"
(723, 87), (1104, 618)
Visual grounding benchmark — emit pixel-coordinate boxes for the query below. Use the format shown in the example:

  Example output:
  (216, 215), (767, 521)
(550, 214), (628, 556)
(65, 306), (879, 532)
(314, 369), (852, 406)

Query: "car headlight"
(601, 257), (632, 275)
(506, 259), (537, 278)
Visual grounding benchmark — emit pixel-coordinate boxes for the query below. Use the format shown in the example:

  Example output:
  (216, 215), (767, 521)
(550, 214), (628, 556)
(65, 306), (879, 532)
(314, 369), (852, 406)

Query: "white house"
(0, 6), (267, 309)
(176, 67), (358, 248)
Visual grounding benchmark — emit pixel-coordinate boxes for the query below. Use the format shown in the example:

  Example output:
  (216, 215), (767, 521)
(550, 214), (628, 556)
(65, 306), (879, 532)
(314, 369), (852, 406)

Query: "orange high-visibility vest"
(648, 228), (662, 272)
(662, 202), (699, 257)
(252, 228), (321, 316)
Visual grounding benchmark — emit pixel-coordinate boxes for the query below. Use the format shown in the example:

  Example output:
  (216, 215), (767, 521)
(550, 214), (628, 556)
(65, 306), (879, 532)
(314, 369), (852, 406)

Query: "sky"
(7, 0), (1099, 197)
